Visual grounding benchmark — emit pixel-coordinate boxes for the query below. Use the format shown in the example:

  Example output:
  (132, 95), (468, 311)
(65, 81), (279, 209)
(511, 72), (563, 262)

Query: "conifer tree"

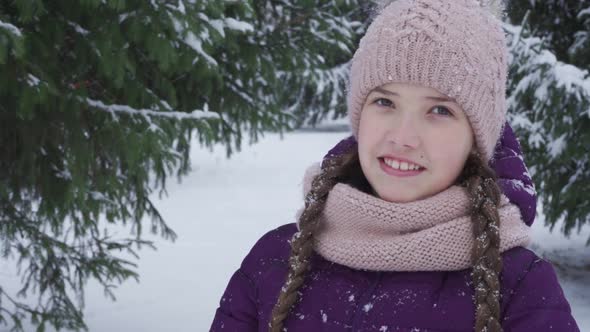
(505, 1), (590, 244)
(0, 0), (361, 330)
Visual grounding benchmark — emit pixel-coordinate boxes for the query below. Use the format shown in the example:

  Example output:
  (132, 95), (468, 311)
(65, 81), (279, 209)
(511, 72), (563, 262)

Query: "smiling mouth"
(378, 158), (426, 177)
(379, 157), (426, 171)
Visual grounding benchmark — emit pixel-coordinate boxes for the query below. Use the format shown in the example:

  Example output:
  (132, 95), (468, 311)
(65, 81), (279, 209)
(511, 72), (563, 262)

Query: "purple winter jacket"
(210, 124), (579, 331)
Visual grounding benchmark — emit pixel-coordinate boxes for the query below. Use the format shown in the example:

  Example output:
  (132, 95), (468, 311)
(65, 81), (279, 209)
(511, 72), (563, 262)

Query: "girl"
(210, 0), (579, 331)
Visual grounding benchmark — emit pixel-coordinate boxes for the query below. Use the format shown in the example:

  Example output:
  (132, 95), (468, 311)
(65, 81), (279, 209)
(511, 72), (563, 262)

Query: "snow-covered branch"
(85, 98), (220, 121)
(506, 23), (590, 115)
(0, 20), (22, 37)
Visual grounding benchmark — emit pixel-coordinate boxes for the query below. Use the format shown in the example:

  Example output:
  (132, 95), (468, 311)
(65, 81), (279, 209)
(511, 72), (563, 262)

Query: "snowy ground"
(1, 129), (588, 331)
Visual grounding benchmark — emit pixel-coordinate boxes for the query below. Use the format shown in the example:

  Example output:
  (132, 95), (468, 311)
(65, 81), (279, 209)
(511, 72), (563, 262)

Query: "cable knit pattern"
(347, 0), (508, 161)
(297, 162), (531, 271)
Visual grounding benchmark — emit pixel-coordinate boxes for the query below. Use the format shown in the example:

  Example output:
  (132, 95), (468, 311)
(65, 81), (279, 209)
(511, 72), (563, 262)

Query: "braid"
(269, 149), (505, 332)
(268, 151), (357, 332)
(462, 152), (504, 332)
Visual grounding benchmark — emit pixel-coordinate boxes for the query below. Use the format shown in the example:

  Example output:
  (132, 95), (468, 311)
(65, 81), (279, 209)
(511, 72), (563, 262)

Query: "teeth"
(384, 158), (422, 171)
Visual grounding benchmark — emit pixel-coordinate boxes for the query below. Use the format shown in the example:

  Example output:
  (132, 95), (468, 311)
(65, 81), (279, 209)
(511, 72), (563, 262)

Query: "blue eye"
(431, 106), (453, 117)
(375, 98), (394, 108)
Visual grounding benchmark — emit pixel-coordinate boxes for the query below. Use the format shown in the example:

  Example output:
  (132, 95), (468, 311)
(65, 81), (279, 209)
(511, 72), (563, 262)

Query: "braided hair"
(463, 152), (504, 332)
(268, 149), (504, 332)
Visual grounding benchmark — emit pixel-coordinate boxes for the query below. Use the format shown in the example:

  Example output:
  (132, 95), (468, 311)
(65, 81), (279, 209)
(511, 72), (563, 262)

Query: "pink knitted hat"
(347, 0), (508, 162)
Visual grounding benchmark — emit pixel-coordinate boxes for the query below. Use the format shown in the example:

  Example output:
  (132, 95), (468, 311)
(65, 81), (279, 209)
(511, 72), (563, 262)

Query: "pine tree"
(0, 0), (361, 330)
(278, 0), (370, 127)
(505, 2), (590, 244)
(506, 0), (590, 69)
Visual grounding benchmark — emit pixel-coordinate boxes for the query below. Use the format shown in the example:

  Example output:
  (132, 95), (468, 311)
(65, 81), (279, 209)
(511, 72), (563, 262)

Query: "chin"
(376, 190), (420, 203)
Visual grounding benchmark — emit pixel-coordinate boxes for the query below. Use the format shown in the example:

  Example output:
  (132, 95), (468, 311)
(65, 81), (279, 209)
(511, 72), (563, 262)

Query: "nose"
(385, 115), (420, 149)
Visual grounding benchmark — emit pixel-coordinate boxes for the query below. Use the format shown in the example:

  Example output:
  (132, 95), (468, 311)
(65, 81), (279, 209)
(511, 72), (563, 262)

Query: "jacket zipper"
(351, 271), (383, 331)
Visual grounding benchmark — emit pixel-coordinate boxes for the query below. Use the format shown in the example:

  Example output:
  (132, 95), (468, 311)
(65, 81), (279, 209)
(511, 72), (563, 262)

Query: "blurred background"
(0, 0), (588, 331)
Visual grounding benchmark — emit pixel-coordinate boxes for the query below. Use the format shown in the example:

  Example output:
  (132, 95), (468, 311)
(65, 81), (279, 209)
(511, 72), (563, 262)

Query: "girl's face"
(358, 83), (475, 203)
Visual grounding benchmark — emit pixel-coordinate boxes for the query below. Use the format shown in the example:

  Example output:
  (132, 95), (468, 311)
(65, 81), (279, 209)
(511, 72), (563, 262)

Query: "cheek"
(425, 128), (473, 166)
(358, 112), (381, 148)
(357, 129), (373, 169)
(357, 112), (384, 174)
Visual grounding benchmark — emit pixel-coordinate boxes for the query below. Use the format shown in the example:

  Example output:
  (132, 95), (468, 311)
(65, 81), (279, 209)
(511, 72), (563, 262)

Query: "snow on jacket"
(210, 223), (578, 331)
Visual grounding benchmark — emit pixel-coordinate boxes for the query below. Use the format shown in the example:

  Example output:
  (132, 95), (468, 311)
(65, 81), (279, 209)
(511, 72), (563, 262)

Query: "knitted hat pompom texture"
(348, 0), (509, 162)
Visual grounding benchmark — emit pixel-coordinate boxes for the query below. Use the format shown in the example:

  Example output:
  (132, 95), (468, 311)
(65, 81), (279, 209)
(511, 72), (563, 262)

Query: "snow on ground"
(1, 130), (588, 331)
(529, 213), (590, 329)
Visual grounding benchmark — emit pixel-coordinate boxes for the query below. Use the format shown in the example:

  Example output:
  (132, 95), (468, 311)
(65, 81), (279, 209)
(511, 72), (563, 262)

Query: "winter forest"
(0, 0), (589, 331)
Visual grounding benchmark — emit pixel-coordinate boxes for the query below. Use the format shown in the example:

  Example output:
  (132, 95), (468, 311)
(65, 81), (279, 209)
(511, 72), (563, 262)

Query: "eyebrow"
(373, 87), (456, 103)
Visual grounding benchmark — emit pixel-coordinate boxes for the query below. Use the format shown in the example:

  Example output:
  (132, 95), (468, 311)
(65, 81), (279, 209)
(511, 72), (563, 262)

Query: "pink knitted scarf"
(296, 163), (532, 271)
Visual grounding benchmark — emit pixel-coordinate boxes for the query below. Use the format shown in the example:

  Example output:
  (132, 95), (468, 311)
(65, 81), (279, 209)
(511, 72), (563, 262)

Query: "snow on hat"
(347, 0), (508, 162)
